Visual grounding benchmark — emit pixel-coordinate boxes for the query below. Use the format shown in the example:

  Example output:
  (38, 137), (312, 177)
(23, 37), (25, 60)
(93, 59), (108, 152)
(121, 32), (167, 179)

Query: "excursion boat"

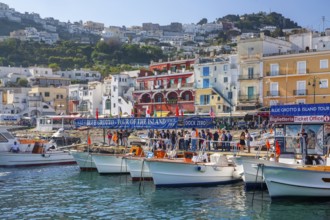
(0, 128), (76, 167)
(145, 152), (242, 187)
(92, 152), (129, 174)
(262, 165), (330, 198)
(233, 155), (301, 189)
(71, 150), (96, 171)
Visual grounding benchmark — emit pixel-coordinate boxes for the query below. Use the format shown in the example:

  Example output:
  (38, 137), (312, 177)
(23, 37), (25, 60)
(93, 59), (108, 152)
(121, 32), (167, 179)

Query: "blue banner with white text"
(74, 117), (215, 129)
(270, 103), (330, 116)
(74, 117), (178, 129)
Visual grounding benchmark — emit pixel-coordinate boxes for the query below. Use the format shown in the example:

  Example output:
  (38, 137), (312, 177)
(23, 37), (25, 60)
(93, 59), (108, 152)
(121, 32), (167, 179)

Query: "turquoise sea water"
(1, 165), (330, 219)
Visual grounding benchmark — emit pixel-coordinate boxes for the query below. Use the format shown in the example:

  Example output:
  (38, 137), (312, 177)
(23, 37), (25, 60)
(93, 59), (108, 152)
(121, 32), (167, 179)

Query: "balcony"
(238, 94), (259, 102)
(266, 90), (280, 97)
(238, 74), (261, 80)
(293, 89), (308, 96)
(265, 71), (281, 77)
(28, 96), (42, 101)
(135, 83), (194, 92)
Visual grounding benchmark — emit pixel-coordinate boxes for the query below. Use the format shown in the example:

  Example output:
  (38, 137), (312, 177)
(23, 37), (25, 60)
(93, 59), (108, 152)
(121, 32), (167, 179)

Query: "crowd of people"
(146, 128), (253, 152)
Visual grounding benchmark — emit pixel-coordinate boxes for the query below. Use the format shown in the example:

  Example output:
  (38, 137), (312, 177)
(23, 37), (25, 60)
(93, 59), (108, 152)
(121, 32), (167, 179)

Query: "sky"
(1, 0), (330, 31)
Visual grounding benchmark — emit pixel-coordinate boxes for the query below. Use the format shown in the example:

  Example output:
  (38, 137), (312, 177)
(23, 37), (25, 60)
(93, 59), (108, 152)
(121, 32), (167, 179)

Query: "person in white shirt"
(11, 141), (20, 153)
(184, 131), (190, 151)
(190, 128), (197, 151)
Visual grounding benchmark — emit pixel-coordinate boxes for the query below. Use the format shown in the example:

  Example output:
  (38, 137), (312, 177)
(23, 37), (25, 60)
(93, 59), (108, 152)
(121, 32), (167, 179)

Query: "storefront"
(270, 103), (330, 155)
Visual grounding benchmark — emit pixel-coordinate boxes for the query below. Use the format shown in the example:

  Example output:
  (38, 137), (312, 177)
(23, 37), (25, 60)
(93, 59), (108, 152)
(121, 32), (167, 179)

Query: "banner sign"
(270, 103), (330, 116)
(74, 117), (215, 129)
(178, 117), (214, 129)
(74, 117), (178, 129)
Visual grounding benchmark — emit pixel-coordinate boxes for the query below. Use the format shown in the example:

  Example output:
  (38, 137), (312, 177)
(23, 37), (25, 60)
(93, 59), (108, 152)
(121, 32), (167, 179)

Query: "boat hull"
(92, 153), (129, 174)
(146, 159), (240, 187)
(71, 151), (96, 170)
(0, 151), (75, 167)
(239, 158), (300, 189)
(125, 157), (152, 181)
(263, 165), (330, 198)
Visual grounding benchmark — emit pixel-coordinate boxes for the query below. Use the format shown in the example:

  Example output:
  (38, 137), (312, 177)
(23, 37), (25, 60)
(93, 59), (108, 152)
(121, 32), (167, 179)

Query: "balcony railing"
(135, 83), (194, 91)
(238, 94), (259, 102)
(266, 90), (280, 97)
(293, 89), (308, 96)
(238, 74), (261, 80)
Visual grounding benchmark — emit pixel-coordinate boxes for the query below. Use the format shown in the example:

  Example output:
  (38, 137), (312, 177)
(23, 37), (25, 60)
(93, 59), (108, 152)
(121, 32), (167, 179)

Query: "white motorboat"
(92, 153), (129, 174)
(233, 154), (301, 189)
(0, 128), (76, 167)
(145, 153), (241, 187)
(262, 165), (330, 198)
(71, 150), (96, 170)
(125, 157), (152, 181)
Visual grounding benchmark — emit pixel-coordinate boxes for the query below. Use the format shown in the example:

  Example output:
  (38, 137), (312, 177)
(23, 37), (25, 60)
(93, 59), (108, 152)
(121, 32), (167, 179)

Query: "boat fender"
(196, 165), (206, 172)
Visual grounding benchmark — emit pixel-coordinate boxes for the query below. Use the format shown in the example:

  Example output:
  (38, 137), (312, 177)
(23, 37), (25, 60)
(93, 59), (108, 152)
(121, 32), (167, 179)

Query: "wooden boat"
(262, 164), (330, 198)
(145, 153), (241, 187)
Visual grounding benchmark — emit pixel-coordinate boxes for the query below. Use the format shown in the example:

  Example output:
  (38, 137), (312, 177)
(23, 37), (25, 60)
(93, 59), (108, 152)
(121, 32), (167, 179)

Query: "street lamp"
(308, 76), (321, 103)
(226, 84), (236, 128)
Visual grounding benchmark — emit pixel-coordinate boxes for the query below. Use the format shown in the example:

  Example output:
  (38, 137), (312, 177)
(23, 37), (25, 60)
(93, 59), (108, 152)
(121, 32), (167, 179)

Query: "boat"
(233, 154), (301, 189)
(70, 150), (96, 171)
(92, 151), (129, 174)
(0, 127), (76, 167)
(262, 164), (330, 198)
(145, 152), (241, 187)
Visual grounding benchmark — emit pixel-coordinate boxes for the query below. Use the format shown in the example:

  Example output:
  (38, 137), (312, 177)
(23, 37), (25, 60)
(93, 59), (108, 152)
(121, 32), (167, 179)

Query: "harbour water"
(1, 165), (330, 219)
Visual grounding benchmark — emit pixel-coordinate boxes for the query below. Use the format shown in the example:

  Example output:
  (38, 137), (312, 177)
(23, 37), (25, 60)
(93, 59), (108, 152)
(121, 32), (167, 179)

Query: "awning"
(155, 111), (170, 117)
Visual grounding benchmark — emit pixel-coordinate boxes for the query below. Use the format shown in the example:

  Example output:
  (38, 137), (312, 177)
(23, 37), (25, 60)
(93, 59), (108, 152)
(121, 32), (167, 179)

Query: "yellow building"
(29, 86), (68, 116)
(194, 88), (228, 116)
(263, 50), (330, 106)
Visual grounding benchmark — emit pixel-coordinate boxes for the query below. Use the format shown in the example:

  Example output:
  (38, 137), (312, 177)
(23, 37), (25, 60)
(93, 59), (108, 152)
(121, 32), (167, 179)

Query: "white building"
(109, 71), (137, 117)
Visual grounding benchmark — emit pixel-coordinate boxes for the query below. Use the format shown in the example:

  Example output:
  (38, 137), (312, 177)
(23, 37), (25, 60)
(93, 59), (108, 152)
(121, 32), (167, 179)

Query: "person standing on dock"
(245, 129), (251, 153)
(191, 128), (197, 152)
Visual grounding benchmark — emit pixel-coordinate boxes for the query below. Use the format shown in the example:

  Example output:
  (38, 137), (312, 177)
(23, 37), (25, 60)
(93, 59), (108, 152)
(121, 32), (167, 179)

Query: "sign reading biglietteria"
(74, 117), (214, 129)
(270, 103), (330, 116)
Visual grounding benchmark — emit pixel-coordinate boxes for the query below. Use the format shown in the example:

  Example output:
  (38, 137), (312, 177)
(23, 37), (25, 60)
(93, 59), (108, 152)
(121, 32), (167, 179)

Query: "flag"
(180, 108), (184, 117)
(131, 108), (134, 118)
(275, 140), (281, 155)
(87, 135), (91, 145)
(175, 105), (179, 117)
(95, 108), (99, 120)
(146, 107), (151, 117)
(209, 107), (215, 118)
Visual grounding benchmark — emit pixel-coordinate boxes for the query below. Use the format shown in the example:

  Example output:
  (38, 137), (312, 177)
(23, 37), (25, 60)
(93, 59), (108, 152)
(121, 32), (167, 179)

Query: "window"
(218, 105), (221, 110)
(44, 92), (50, 97)
(106, 99), (111, 109)
(202, 67), (210, 76)
(217, 96), (220, 101)
(214, 66), (217, 71)
(297, 61), (306, 74)
(296, 99), (305, 104)
(296, 81), (306, 95)
(113, 103), (116, 108)
(269, 100), (278, 106)
(185, 93), (190, 100)
(270, 64), (279, 76)
(320, 59), (328, 69)
(248, 67), (254, 79)
(200, 95), (210, 105)
(223, 65), (228, 71)
(270, 82), (279, 96)
(214, 78), (217, 83)
(224, 77), (228, 83)
(202, 79), (210, 88)
(320, 79), (328, 88)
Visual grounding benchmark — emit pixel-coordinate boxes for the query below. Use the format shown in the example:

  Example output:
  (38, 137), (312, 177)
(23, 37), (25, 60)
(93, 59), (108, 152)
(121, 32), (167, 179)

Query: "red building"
(149, 58), (195, 73)
(133, 68), (195, 117)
